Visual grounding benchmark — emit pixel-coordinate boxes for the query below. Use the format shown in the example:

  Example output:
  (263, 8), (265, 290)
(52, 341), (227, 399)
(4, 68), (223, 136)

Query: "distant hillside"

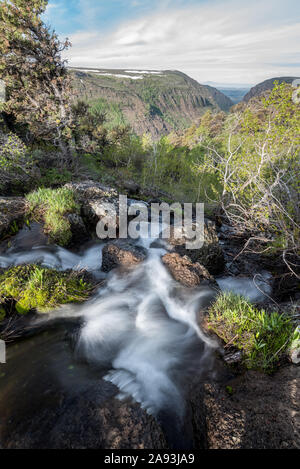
(69, 68), (233, 138)
(243, 77), (299, 102)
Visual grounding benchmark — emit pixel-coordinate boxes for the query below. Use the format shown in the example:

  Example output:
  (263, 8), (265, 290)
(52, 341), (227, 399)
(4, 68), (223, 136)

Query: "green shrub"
(40, 168), (72, 186)
(26, 187), (79, 246)
(90, 98), (127, 130)
(0, 131), (35, 193)
(208, 292), (294, 372)
(0, 264), (92, 314)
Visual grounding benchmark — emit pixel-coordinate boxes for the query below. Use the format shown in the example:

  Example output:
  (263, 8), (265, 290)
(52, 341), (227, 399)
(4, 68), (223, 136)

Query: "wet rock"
(83, 197), (119, 232)
(65, 181), (119, 232)
(0, 370), (168, 449)
(167, 219), (225, 275)
(65, 180), (118, 202)
(273, 273), (300, 302)
(0, 197), (27, 240)
(66, 213), (89, 245)
(162, 252), (216, 288)
(223, 349), (243, 366)
(0, 222), (48, 254)
(203, 365), (300, 449)
(42, 390), (168, 450)
(187, 380), (208, 449)
(102, 241), (147, 272)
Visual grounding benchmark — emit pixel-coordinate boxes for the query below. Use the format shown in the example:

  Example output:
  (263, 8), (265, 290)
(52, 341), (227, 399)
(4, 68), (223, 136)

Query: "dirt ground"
(204, 365), (300, 449)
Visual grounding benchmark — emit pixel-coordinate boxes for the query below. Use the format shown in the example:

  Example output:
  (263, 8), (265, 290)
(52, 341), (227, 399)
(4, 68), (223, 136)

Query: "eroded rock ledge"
(0, 197), (27, 240)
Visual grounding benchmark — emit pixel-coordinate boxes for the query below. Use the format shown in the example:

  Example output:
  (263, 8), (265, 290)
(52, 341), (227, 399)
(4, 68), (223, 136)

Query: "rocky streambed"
(0, 181), (299, 449)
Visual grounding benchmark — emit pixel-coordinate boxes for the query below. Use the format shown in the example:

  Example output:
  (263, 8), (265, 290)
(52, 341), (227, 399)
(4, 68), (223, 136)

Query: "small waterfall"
(76, 225), (217, 420)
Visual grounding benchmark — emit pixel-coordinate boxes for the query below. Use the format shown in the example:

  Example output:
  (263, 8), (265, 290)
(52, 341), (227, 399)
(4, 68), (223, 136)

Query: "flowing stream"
(0, 222), (272, 448)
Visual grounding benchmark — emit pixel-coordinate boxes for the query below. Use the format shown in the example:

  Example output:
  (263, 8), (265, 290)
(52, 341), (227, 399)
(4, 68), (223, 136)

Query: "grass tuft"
(26, 187), (79, 245)
(207, 292), (294, 373)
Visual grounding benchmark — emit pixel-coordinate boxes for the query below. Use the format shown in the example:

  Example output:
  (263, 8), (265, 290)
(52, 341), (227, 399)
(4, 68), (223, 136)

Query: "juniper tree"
(0, 0), (73, 160)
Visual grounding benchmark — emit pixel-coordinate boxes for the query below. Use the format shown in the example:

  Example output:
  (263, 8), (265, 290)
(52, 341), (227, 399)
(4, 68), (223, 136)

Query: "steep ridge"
(243, 76), (299, 102)
(70, 68), (233, 138)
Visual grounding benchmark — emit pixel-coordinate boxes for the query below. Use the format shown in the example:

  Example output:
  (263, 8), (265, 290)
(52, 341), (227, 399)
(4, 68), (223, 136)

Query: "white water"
(217, 271), (272, 303)
(77, 245), (217, 420)
(0, 244), (104, 274)
(0, 221), (273, 420)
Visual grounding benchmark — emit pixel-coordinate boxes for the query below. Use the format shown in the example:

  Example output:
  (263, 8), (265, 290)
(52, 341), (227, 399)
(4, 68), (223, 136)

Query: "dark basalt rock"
(66, 213), (90, 245)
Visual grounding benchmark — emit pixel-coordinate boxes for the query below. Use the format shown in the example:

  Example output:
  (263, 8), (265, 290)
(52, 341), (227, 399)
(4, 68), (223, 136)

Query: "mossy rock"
(0, 197), (27, 241)
(26, 187), (80, 246)
(0, 265), (93, 315)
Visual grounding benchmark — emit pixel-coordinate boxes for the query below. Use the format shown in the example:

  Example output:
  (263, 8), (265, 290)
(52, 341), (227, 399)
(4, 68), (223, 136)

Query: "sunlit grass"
(208, 292), (295, 373)
(26, 187), (79, 245)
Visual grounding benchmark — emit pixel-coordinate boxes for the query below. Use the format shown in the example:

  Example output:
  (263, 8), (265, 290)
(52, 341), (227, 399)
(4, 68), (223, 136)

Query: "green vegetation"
(0, 131), (35, 192)
(0, 0), (73, 158)
(0, 2), (298, 314)
(26, 187), (79, 245)
(40, 168), (72, 187)
(208, 292), (295, 372)
(89, 98), (128, 129)
(0, 264), (92, 315)
(89, 82), (299, 271)
(69, 68), (229, 136)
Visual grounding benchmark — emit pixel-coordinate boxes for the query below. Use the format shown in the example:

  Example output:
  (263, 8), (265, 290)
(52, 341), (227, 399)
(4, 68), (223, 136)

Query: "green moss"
(207, 292), (294, 373)
(26, 187), (79, 246)
(0, 265), (92, 314)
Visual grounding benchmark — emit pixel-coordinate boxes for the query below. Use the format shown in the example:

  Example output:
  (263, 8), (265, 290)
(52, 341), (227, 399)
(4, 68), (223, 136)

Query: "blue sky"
(44, 0), (300, 85)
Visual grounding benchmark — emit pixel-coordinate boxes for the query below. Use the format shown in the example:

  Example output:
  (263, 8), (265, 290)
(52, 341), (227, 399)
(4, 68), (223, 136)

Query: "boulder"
(162, 252), (216, 288)
(65, 180), (118, 202)
(102, 241), (147, 272)
(0, 197), (27, 240)
(0, 374), (168, 449)
(66, 213), (89, 245)
(65, 180), (119, 231)
(167, 219), (225, 275)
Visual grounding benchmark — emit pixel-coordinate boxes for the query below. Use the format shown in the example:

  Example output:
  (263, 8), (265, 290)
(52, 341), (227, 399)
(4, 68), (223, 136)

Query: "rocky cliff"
(70, 68), (233, 138)
(243, 76), (299, 102)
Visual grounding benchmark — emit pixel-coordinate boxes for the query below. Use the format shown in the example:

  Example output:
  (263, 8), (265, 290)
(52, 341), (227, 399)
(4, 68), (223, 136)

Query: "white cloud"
(62, 0), (300, 84)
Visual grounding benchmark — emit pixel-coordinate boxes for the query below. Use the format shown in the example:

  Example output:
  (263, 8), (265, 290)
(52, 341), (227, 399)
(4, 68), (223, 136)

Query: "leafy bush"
(0, 131), (36, 192)
(40, 168), (72, 186)
(0, 264), (92, 315)
(90, 98), (128, 130)
(26, 187), (79, 246)
(208, 292), (294, 372)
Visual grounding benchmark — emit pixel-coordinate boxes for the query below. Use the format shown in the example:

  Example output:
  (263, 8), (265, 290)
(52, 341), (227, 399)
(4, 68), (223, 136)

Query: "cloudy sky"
(44, 0), (300, 85)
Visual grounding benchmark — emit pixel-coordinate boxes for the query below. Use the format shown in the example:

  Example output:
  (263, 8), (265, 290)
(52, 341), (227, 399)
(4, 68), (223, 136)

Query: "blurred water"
(0, 220), (273, 430)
